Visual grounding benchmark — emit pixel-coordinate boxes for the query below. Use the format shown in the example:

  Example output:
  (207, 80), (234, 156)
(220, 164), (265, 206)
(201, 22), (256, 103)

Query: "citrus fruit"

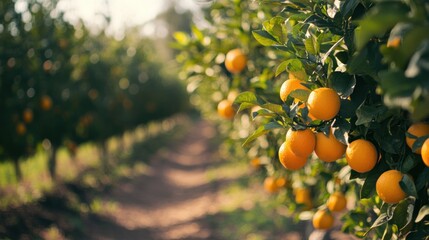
(217, 99), (235, 119)
(312, 209), (334, 230)
(346, 139), (377, 173)
(276, 177), (287, 188)
(294, 188), (312, 209)
(376, 170), (407, 204)
(278, 142), (308, 170)
(406, 122), (429, 154)
(264, 176), (279, 193)
(225, 48), (247, 74)
(315, 129), (346, 162)
(327, 192), (347, 212)
(307, 88), (340, 121)
(23, 108), (33, 123)
(16, 123), (26, 135)
(279, 79), (309, 102)
(250, 157), (261, 169)
(387, 36), (401, 48)
(288, 70), (308, 81)
(421, 138), (429, 167)
(40, 95), (53, 111)
(285, 128), (315, 157)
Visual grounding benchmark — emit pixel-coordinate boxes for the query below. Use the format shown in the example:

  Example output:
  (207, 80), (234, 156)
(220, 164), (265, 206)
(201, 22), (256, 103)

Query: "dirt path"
(84, 120), (220, 240)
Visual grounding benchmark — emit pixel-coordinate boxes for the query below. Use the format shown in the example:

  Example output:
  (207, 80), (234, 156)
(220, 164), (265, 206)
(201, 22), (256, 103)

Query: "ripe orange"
(217, 99), (235, 119)
(288, 70), (308, 81)
(387, 37), (401, 48)
(278, 142), (308, 170)
(250, 157), (262, 169)
(346, 139), (377, 173)
(376, 170), (407, 204)
(279, 79), (309, 102)
(23, 108), (33, 123)
(40, 95), (53, 111)
(16, 122), (26, 135)
(327, 192), (347, 212)
(225, 49), (247, 74)
(312, 209), (334, 230)
(406, 122), (429, 154)
(421, 138), (429, 167)
(294, 188), (312, 209)
(285, 128), (315, 157)
(315, 129), (346, 162)
(307, 88), (340, 121)
(264, 176), (279, 193)
(276, 177), (287, 188)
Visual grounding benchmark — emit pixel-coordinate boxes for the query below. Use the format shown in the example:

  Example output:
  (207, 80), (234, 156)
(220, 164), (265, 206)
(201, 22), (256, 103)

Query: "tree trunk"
(48, 145), (58, 180)
(100, 142), (110, 173)
(13, 157), (22, 182)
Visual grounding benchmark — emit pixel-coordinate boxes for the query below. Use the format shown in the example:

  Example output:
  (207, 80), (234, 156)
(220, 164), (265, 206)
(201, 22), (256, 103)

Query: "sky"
(57, 0), (202, 38)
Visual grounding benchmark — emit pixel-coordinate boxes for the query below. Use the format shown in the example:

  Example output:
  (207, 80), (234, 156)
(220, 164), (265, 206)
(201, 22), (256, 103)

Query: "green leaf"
(415, 205), (429, 223)
(415, 168), (429, 191)
(361, 171), (380, 199)
(391, 198), (414, 231)
(365, 213), (390, 236)
(275, 61), (289, 77)
(355, 104), (388, 126)
(400, 175), (418, 198)
(329, 72), (356, 97)
(304, 36), (318, 55)
(234, 91), (259, 105)
(355, 2), (409, 50)
(173, 32), (190, 45)
(381, 224), (393, 240)
(332, 117), (350, 145)
(289, 89), (310, 102)
(263, 16), (287, 44)
(261, 103), (285, 115)
(242, 122), (284, 147)
(340, 0), (361, 19)
(252, 30), (280, 46)
(191, 25), (204, 41)
(237, 102), (256, 113)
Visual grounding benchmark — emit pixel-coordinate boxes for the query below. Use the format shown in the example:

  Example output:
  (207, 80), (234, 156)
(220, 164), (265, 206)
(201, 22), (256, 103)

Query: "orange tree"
(0, 0), (189, 181)
(176, 0), (429, 239)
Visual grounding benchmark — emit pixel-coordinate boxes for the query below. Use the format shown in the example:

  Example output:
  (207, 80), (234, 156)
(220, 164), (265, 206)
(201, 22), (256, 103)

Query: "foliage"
(0, 0), (188, 180)
(175, 0), (429, 239)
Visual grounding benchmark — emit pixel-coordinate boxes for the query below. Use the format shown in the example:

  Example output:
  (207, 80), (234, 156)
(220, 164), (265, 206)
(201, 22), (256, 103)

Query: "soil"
(83, 120), (221, 240)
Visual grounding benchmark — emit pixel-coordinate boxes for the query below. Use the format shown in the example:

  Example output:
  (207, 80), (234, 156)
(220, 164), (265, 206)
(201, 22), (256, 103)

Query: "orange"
(285, 128), (315, 157)
(312, 209), (334, 230)
(294, 188), (312, 209)
(278, 142), (308, 170)
(275, 177), (287, 188)
(40, 95), (53, 111)
(288, 70), (308, 81)
(346, 139), (377, 173)
(23, 108), (33, 123)
(279, 79), (309, 102)
(16, 122), (26, 135)
(307, 88), (340, 121)
(421, 138), (429, 167)
(406, 122), (429, 154)
(387, 37), (401, 48)
(327, 192), (347, 212)
(315, 129), (346, 162)
(217, 99), (235, 119)
(376, 170), (407, 204)
(264, 176), (279, 193)
(225, 49), (247, 74)
(250, 157), (262, 169)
